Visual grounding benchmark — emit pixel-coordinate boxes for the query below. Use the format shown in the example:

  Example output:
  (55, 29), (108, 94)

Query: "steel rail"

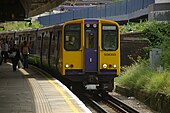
(81, 93), (109, 113)
(105, 94), (139, 113)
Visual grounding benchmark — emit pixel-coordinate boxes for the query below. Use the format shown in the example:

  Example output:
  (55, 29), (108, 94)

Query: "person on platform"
(1, 41), (9, 63)
(8, 44), (21, 71)
(0, 41), (2, 65)
(21, 41), (30, 68)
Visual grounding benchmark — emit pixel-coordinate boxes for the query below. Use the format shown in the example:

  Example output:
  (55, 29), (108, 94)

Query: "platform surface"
(0, 62), (91, 113)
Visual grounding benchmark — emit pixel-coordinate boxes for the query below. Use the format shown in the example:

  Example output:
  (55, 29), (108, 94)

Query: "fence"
(38, 0), (155, 26)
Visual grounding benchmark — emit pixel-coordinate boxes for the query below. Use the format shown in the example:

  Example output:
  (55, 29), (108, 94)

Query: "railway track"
(80, 92), (139, 113)
(30, 65), (139, 113)
(104, 93), (139, 113)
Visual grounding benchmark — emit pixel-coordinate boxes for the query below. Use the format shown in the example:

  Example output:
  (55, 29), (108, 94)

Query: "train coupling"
(84, 74), (99, 90)
(85, 84), (99, 90)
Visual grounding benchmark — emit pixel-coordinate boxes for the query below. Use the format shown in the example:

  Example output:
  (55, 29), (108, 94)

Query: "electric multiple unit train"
(0, 19), (120, 91)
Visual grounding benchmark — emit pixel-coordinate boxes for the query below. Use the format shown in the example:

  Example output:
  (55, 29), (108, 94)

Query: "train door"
(84, 22), (98, 73)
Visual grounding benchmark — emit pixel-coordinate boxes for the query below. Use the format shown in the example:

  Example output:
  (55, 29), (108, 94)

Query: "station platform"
(0, 62), (91, 113)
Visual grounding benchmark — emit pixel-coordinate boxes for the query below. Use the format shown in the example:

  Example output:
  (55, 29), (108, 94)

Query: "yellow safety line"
(36, 69), (80, 113)
(14, 63), (81, 113)
(48, 80), (80, 113)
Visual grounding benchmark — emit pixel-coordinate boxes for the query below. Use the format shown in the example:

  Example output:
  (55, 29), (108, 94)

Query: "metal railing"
(38, 0), (155, 26)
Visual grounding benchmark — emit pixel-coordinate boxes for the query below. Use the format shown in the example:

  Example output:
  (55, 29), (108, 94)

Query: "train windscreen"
(102, 24), (118, 51)
(64, 24), (81, 51)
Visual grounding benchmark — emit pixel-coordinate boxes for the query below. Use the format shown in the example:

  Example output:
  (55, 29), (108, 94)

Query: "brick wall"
(120, 32), (149, 66)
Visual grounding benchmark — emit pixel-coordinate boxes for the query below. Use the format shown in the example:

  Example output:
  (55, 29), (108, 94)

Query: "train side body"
(0, 18), (120, 91)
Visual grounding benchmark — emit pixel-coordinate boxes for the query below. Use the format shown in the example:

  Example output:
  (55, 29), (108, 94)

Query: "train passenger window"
(42, 32), (50, 61)
(29, 35), (36, 54)
(50, 31), (59, 68)
(64, 24), (81, 51)
(36, 35), (42, 55)
(102, 24), (118, 51)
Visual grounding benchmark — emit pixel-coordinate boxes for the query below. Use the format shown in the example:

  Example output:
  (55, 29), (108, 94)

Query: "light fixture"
(103, 64), (107, 69)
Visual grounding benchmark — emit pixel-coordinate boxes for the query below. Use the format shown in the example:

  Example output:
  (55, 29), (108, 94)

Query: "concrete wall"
(148, 3), (170, 21)
(155, 0), (170, 3)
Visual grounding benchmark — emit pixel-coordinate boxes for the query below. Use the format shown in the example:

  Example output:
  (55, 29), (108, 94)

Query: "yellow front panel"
(61, 19), (84, 75)
(98, 19), (120, 75)
(63, 51), (82, 69)
(99, 50), (120, 75)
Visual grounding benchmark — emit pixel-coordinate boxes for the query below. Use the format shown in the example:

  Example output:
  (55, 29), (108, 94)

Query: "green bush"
(144, 72), (165, 94)
(144, 71), (170, 96)
(139, 21), (170, 68)
(160, 36), (170, 68)
(117, 20), (170, 96)
(0, 21), (43, 31)
(117, 61), (154, 89)
(121, 21), (170, 66)
(142, 21), (170, 48)
(117, 62), (170, 96)
(120, 20), (149, 33)
(164, 74), (170, 96)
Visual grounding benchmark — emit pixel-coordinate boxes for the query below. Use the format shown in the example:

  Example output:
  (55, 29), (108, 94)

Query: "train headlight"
(103, 64), (107, 69)
(113, 64), (117, 68)
(65, 64), (69, 68)
(86, 24), (90, 28)
(93, 24), (97, 28)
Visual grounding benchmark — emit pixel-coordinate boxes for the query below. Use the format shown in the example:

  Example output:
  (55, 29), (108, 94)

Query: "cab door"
(84, 21), (98, 73)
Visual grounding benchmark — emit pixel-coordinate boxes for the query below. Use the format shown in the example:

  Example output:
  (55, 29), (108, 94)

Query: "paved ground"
(0, 62), (91, 113)
(0, 63), (35, 113)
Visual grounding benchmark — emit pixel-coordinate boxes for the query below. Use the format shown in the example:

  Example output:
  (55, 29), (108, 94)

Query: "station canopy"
(0, 0), (66, 22)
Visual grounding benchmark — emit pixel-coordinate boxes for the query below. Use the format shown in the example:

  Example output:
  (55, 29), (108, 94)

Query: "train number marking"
(104, 53), (116, 56)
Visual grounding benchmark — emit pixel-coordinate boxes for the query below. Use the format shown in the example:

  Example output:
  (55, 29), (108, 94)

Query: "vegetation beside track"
(116, 61), (170, 96)
(116, 20), (170, 96)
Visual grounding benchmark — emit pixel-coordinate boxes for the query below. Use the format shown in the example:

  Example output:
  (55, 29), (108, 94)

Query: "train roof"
(0, 30), (16, 34)
(0, 24), (63, 35)
(37, 24), (62, 31)
(0, 18), (117, 36)
(66, 18), (115, 22)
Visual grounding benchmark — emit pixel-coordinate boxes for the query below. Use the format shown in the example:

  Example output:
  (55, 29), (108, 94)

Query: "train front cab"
(59, 19), (120, 91)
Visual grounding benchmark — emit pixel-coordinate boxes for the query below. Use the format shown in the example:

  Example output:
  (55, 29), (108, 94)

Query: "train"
(0, 18), (120, 92)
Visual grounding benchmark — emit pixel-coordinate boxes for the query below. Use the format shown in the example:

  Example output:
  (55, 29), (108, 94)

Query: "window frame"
(101, 24), (118, 51)
(64, 23), (81, 51)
